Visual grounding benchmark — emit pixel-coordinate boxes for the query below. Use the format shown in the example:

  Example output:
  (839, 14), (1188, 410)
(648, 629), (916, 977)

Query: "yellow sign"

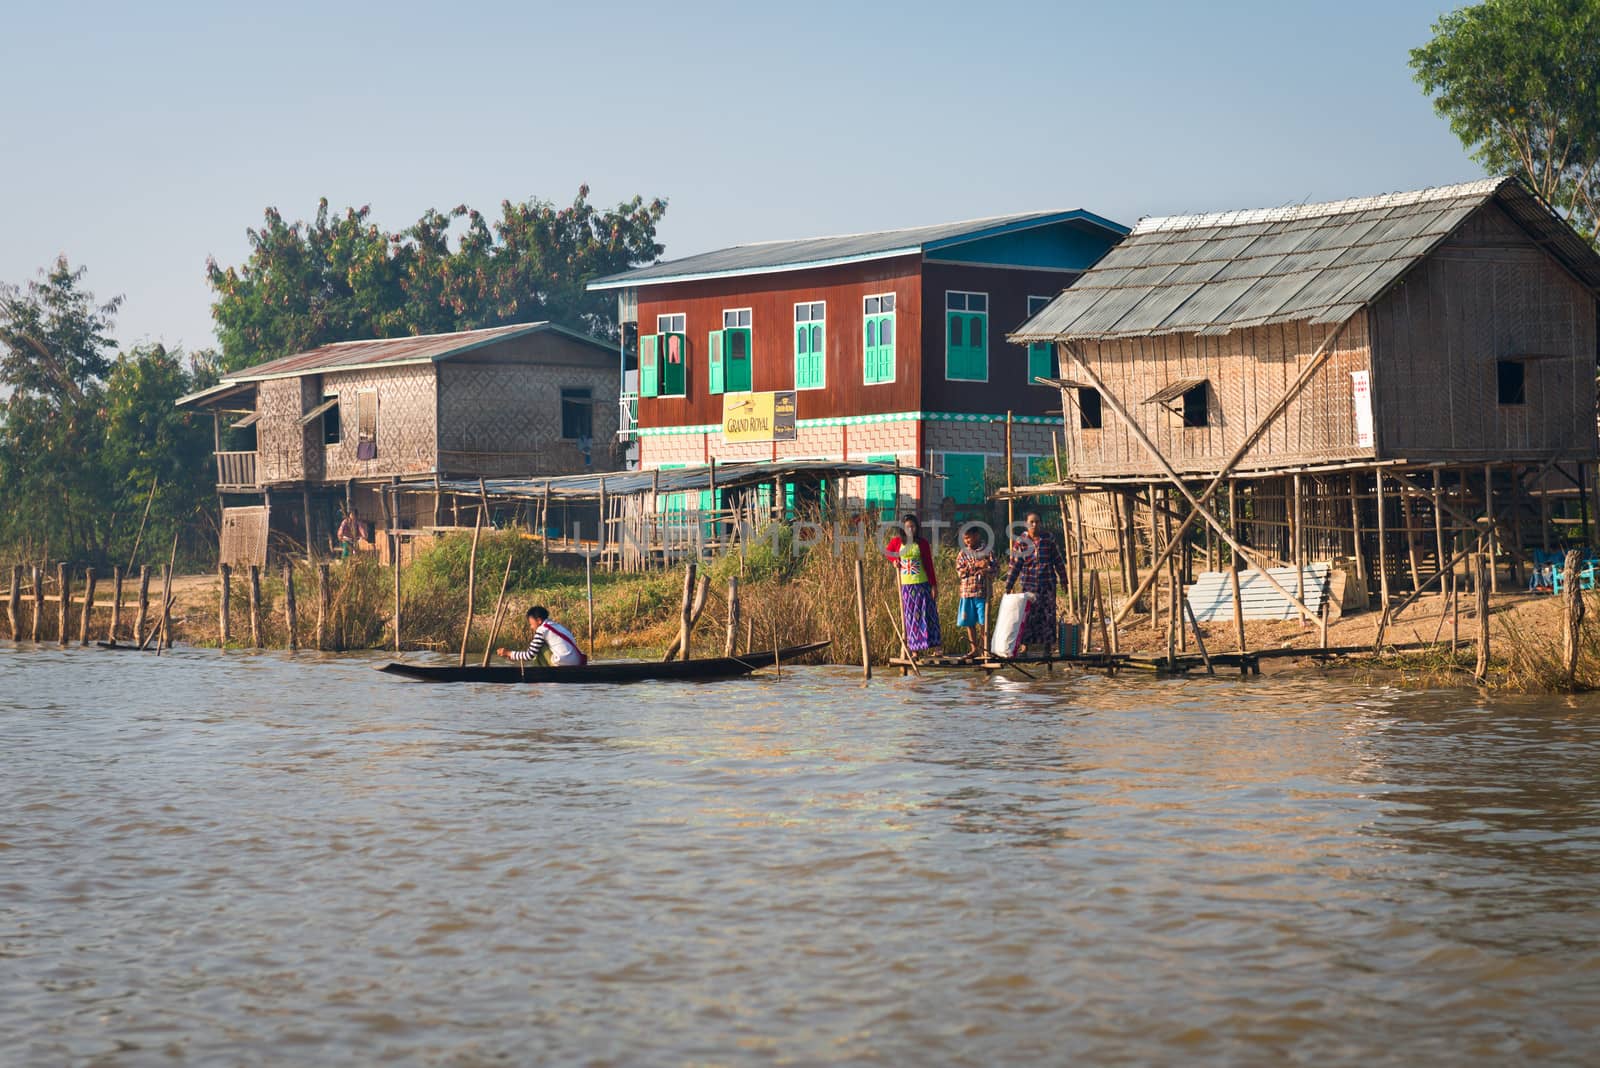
(721, 391), (797, 443)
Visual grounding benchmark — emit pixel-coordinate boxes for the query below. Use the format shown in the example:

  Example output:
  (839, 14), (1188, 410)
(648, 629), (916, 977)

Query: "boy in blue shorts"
(954, 526), (997, 659)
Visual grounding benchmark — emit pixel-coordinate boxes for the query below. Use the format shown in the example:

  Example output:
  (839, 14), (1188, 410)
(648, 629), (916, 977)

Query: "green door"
(865, 454), (897, 519)
(942, 453), (988, 522)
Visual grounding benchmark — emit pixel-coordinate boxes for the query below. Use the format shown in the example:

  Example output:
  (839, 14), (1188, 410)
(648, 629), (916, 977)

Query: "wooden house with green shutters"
(587, 210), (1126, 520)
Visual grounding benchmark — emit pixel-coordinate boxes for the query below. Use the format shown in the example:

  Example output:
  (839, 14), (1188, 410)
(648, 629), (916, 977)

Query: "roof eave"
(586, 247), (924, 292)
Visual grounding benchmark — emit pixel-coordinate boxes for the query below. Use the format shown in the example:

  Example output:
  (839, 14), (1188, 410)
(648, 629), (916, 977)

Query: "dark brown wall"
(919, 262), (1083, 417)
(635, 256), (923, 428)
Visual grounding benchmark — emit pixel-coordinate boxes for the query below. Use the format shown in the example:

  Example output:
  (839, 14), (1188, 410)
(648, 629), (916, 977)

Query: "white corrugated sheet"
(1186, 565), (1331, 622)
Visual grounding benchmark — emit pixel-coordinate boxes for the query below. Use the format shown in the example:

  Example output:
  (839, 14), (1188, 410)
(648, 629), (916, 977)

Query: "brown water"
(3, 648), (1599, 1066)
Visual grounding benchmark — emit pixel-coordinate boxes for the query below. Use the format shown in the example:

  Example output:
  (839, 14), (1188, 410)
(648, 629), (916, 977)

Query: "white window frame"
(721, 307), (754, 394)
(863, 291), (898, 386)
(944, 290), (990, 383)
(657, 312), (686, 334)
(794, 300), (826, 391)
(654, 312), (688, 397)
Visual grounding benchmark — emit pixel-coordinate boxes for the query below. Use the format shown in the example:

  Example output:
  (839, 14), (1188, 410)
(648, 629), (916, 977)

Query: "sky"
(0, 0), (1483, 354)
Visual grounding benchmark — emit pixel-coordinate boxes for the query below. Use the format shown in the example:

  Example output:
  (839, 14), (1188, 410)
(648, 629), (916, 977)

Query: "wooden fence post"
(284, 564), (298, 651)
(135, 565), (150, 647)
(1562, 549), (1583, 689)
(1230, 561), (1246, 653)
(317, 562), (330, 652)
(57, 563), (69, 646)
(725, 575), (741, 658)
(249, 565), (261, 648)
(678, 562), (697, 662)
(6, 564), (19, 640)
(158, 561), (173, 653)
(393, 537), (403, 653)
(1473, 553), (1490, 684)
(31, 565), (43, 642)
(79, 567), (96, 645)
(854, 558), (871, 679)
(111, 566), (123, 642)
(219, 563), (232, 647)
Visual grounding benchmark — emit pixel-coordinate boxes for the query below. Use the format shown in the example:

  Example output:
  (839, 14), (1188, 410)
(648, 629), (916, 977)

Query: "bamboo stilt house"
(1004, 176), (1600, 613)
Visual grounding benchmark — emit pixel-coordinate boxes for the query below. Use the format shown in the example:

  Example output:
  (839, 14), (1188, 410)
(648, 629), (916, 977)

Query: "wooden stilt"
(1473, 553), (1490, 684)
(1292, 473), (1306, 617)
(7, 564), (19, 640)
(135, 565), (150, 647)
(77, 567), (95, 645)
(283, 564), (298, 652)
(1230, 559), (1246, 653)
(219, 563), (232, 647)
(158, 534), (177, 653)
(458, 511), (483, 667)
(57, 563), (68, 646)
(249, 565), (262, 648)
(1400, 483), (1422, 591)
(1562, 548), (1583, 688)
(1484, 464), (1498, 594)
(1375, 470), (1391, 610)
(316, 562), (330, 652)
(854, 559), (871, 678)
(111, 566), (123, 642)
(31, 565), (43, 642)
(392, 537), (402, 653)
(677, 563), (697, 662)
(1348, 472), (1366, 587)
(1432, 469), (1447, 585)
(1183, 597), (1214, 675)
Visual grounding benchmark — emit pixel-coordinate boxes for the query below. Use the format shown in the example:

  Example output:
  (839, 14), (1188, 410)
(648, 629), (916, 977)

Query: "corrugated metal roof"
(212, 321), (612, 386)
(1011, 177), (1600, 342)
(391, 459), (937, 502)
(585, 210), (1128, 290)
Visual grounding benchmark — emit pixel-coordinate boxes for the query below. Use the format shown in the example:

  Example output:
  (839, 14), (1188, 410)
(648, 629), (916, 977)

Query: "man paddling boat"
(496, 606), (588, 667)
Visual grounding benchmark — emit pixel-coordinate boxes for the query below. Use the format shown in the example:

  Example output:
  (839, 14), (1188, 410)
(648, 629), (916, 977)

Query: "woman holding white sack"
(1001, 512), (1069, 655)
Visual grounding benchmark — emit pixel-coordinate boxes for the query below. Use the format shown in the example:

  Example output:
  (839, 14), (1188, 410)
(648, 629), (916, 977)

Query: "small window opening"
(322, 395), (341, 446)
(1079, 387), (1103, 430)
(561, 388), (593, 440)
(1181, 382), (1209, 427)
(1497, 360), (1526, 405)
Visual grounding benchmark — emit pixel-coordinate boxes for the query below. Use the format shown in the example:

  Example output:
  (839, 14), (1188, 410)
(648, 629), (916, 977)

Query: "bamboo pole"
(1562, 549), (1583, 688)
(1292, 473), (1306, 614)
(316, 562), (330, 651)
(126, 476), (158, 572)
(481, 550), (515, 667)
(1183, 597), (1214, 675)
(135, 565), (150, 646)
(392, 537), (403, 653)
(219, 563), (232, 647)
(1484, 464), (1498, 594)
(30, 565), (42, 642)
(78, 567), (96, 646)
(458, 510), (483, 667)
(283, 564), (298, 652)
(726, 576), (742, 658)
(249, 565), (262, 648)
(111, 566), (123, 642)
(158, 534), (176, 653)
(57, 564), (68, 646)
(6, 564), (19, 640)
(1005, 410), (1015, 529)
(1400, 484), (1422, 592)
(1375, 471), (1391, 610)
(1473, 553), (1490, 684)
(853, 559), (871, 678)
(1089, 570), (1110, 655)
(1230, 560), (1246, 653)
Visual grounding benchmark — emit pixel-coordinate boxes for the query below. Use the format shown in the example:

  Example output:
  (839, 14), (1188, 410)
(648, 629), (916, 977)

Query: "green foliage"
(0, 259), (214, 565)
(1410, 0), (1600, 243)
(207, 185), (668, 370)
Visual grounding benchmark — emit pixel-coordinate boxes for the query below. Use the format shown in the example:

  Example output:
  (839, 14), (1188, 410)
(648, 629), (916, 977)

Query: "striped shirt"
(508, 620), (587, 666)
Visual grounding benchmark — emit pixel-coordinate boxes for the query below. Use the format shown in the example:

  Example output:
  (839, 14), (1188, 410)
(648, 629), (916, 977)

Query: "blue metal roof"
(586, 210), (1128, 291)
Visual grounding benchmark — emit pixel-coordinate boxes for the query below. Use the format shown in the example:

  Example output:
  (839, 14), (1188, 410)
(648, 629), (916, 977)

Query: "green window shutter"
(863, 313), (895, 384)
(946, 313), (987, 380)
(796, 323), (824, 389)
(1028, 341), (1054, 385)
(941, 453), (988, 521)
(639, 333), (659, 398)
(811, 324), (823, 387)
(708, 329), (725, 395)
(725, 328), (752, 392)
(864, 453), (897, 516)
(661, 332), (687, 396)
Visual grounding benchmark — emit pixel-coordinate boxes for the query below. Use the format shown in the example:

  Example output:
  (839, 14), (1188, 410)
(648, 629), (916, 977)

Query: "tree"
(1411, 0), (1600, 244)
(0, 260), (214, 564)
(207, 185), (666, 371)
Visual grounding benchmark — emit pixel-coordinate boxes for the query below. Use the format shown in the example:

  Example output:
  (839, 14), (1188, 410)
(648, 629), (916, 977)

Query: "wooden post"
(56, 563), (68, 646)
(1509, 463), (1524, 587)
(1562, 548), (1583, 688)
(158, 537), (176, 652)
(30, 565), (42, 642)
(302, 487), (314, 561)
(1484, 464), (1498, 594)
(1165, 552), (1178, 668)
(1183, 598), (1215, 675)
(1123, 491), (1141, 607)
(77, 567), (96, 645)
(219, 563), (232, 647)
(477, 476), (491, 529)
(1230, 560), (1246, 653)
(1473, 553), (1490, 684)
(677, 562), (698, 662)
(585, 551), (594, 649)
(316, 562), (330, 651)
(1432, 468), (1447, 586)
(392, 537), (402, 653)
(600, 474), (610, 566)
(853, 559), (871, 679)
(1292, 473), (1307, 621)
(111, 566), (123, 642)
(726, 576), (742, 658)
(1089, 570), (1111, 655)
(457, 511), (483, 666)
(1400, 484), (1422, 592)
(1347, 472), (1366, 587)
(1147, 483), (1161, 631)
(249, 565), (261, 648)
(6, 564), (19, 640)
(135, 565), (150, 647)
(1375, 470), (1391, 610)
(283, 564), (298, 652)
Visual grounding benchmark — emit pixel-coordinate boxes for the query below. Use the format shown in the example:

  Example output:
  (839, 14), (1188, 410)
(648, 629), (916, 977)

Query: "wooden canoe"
(377, 641), (831, 684)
